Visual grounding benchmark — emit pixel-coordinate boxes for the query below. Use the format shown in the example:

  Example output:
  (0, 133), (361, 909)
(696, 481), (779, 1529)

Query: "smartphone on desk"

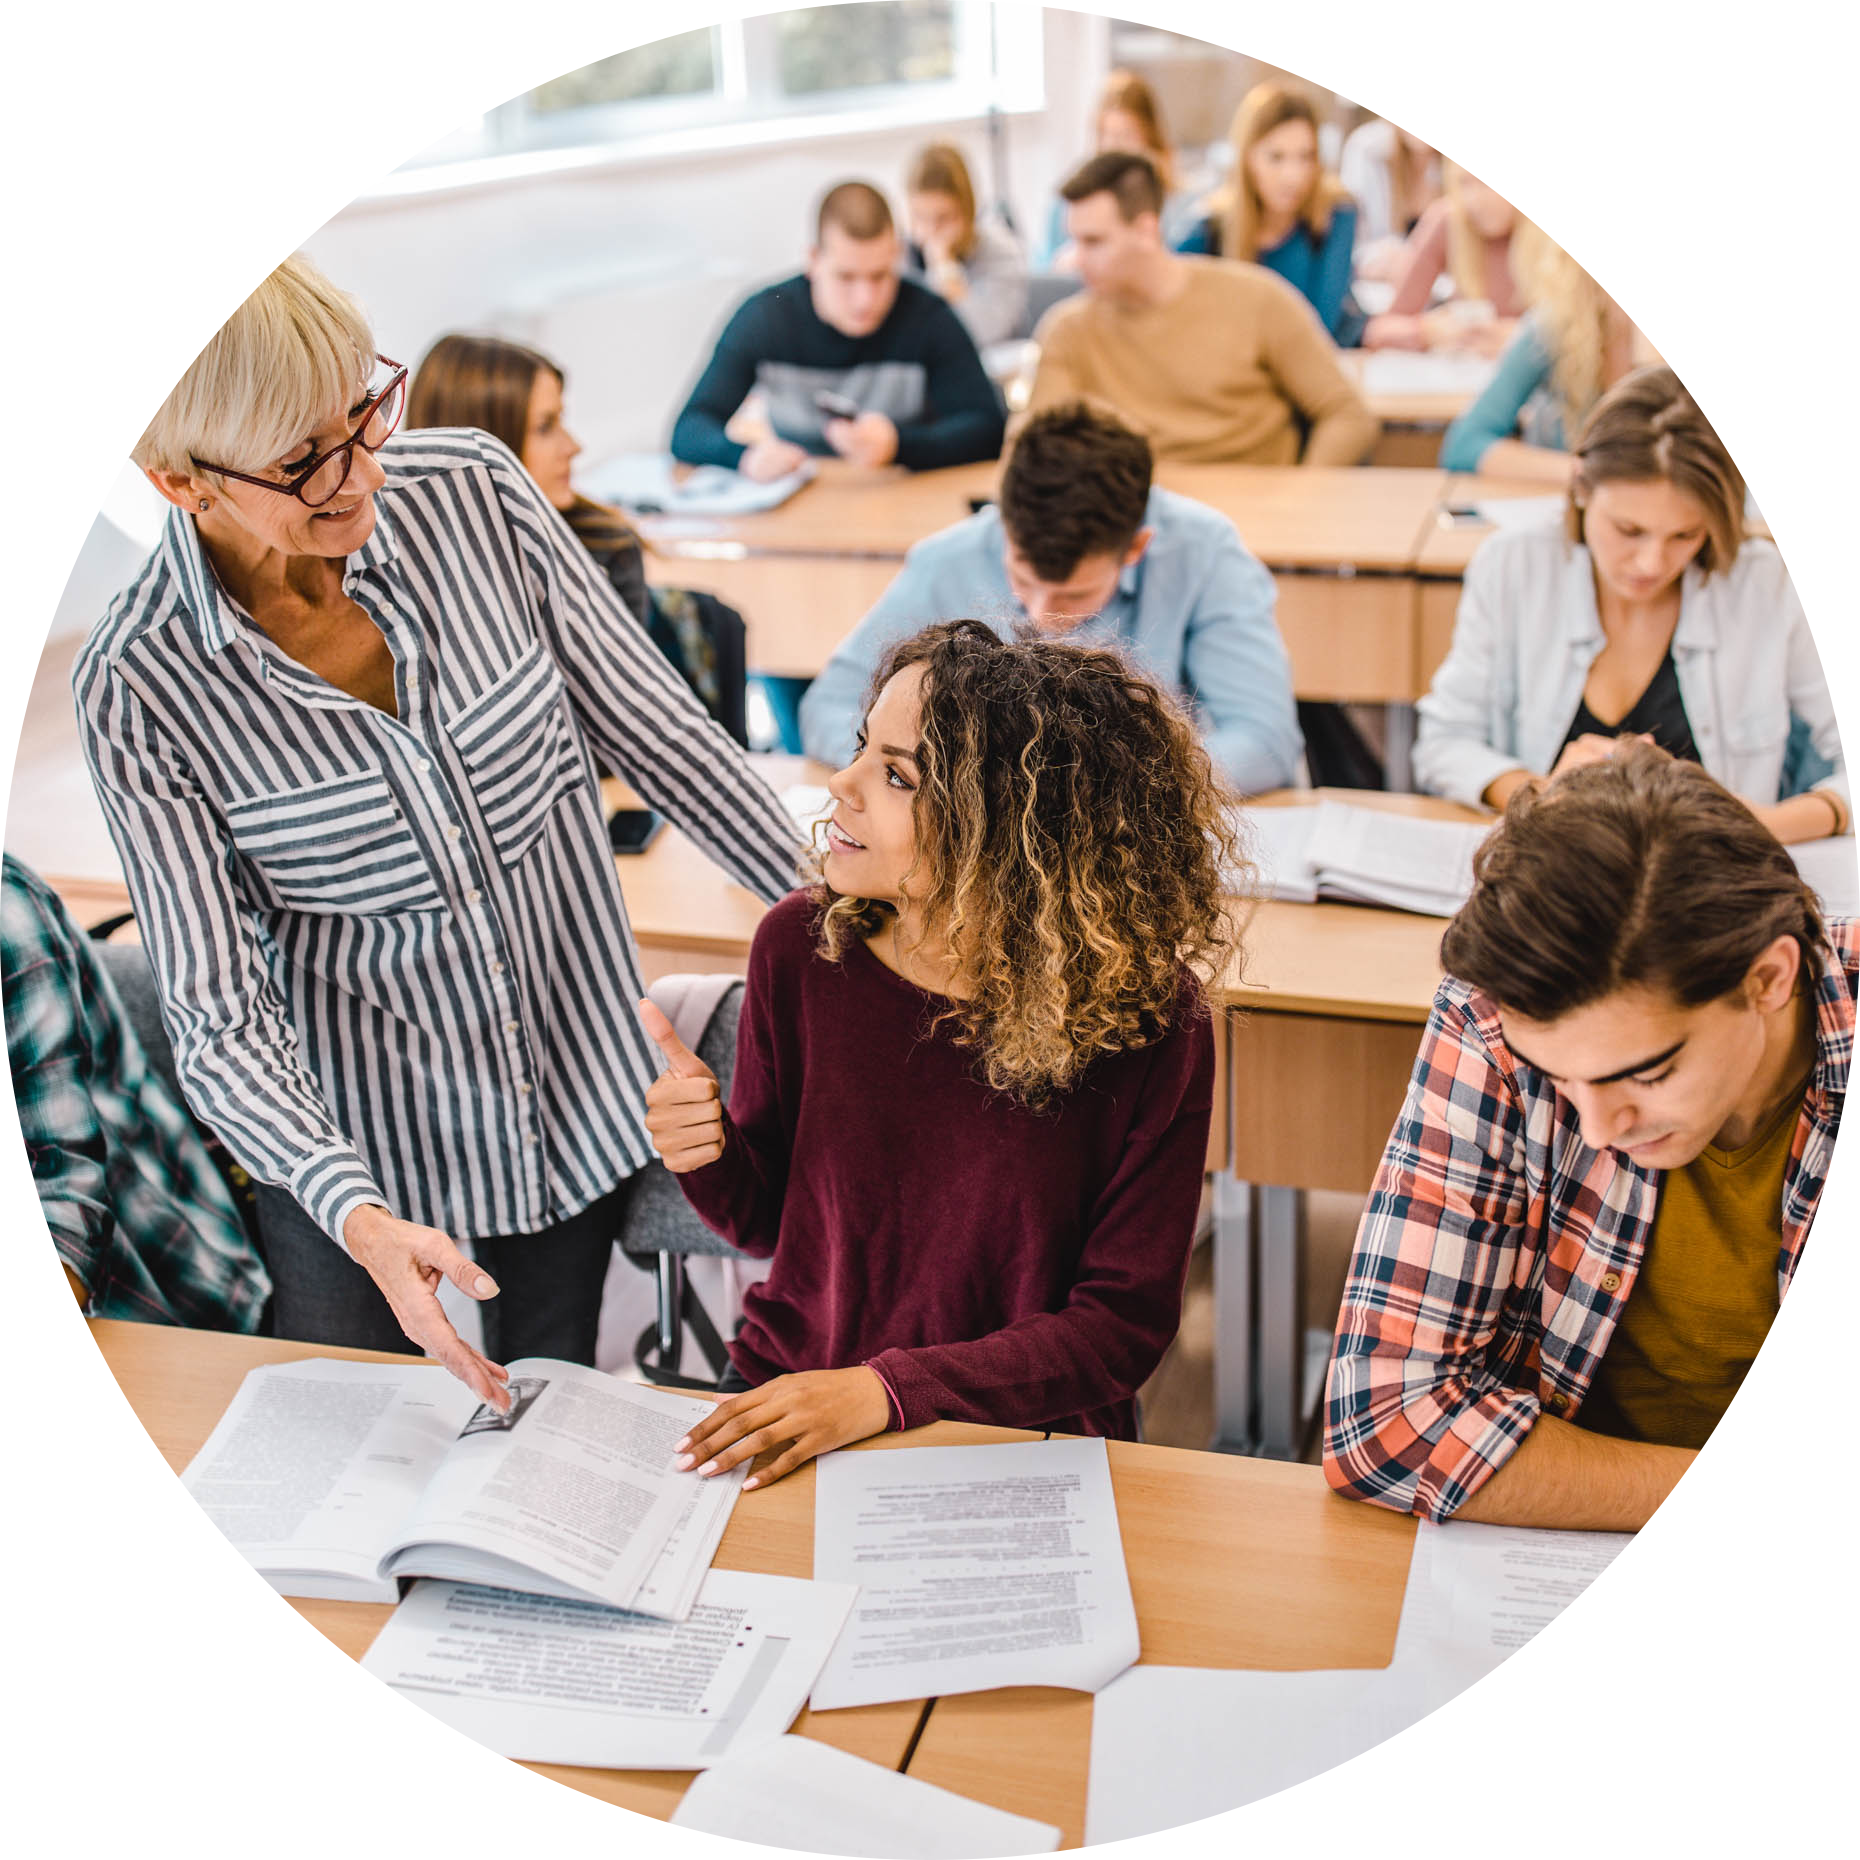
(813, 389), (862, 421)
(608, 808), (665, 855)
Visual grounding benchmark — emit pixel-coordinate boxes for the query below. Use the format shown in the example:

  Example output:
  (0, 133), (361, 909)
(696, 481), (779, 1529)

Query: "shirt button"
(1600, 1271), (1623, 1294)
(525, 1134), (538, 1147)
(446, 825), (462, 842)
(466, 888), (482, 904)
(1545, 1391), (1570, 1414)
(491, 961), (506, 977)
(506, 1020), (520, 1034)
(415, 758), (431, 773)
(519, 1082), (533, 1096)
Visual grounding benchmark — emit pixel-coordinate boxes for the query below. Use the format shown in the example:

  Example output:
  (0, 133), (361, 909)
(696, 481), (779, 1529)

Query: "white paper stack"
(578, 450), (817, 518)
(1084, 1519), (1629, 1842)
(1234, 801), (1490, 917)
(1790, 836), (1860, 917)
(671, 1737), (1062, 1856)
(1359, 350), (1500, 397)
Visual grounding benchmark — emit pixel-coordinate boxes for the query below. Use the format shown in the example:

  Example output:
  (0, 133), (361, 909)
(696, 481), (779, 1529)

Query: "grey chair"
(617, 980), (745, 1388)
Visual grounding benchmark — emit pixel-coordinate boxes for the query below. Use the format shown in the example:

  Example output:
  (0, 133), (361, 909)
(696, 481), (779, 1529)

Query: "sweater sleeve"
(866, 1002), (1215, 1431)
(891, 298), (1006, 470)
(1256, 278), (1381, 466)
(1440, 318), (1553, 473)
(1309, 204), (1360, 341)
(670, 913), (793, 1258)
(1387, 200), (1451, 316)
(670, 294), (765, 470)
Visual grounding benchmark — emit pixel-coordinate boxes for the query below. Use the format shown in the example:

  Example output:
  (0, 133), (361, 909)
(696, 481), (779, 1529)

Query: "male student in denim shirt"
(799, 401), (1303, 794)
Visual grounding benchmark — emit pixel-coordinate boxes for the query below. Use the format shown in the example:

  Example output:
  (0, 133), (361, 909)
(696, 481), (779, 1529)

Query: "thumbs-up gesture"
(639, 998), (725, 1174)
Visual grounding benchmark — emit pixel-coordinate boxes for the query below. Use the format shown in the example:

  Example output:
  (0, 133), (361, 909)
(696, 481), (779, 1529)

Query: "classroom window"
(394, 2), (1039, 174)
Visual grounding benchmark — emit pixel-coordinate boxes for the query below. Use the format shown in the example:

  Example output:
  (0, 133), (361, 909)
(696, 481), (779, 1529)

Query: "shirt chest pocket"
(223, 773), (442, 915)
(448, 643), (586, 868)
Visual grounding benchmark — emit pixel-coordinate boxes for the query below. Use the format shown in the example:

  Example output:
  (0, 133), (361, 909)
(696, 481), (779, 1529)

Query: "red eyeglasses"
(192, 355), (408, 508)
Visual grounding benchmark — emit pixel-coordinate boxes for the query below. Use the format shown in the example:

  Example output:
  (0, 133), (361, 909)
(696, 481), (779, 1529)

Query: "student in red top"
(638, 619), (1244, 1486)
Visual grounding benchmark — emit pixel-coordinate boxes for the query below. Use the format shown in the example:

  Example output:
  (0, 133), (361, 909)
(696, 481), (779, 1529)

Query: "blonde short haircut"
(133, 253), (375, 479)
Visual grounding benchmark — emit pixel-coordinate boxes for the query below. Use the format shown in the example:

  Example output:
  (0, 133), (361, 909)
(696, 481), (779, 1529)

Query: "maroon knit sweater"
(675, 890), (1215, 1438)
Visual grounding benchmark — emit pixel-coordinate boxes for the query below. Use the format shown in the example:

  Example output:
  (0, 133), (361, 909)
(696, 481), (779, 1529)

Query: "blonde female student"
(639, 620), (1243, 1485)
(1416, 366), (1846, 843)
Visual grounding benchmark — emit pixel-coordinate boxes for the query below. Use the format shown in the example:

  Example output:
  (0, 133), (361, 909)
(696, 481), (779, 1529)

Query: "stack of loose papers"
(1358, 350), (1500, 397)
(672, 1737), (1061, 1856)
(811, 1436), (1140, 1710)
(1789, 835), (1860, 917)
(579, 451), (817, 518)
(359, 1571), (857, 1770)
(1237, 801), (1489, 918)
(1084, 1520), (1629, 1842)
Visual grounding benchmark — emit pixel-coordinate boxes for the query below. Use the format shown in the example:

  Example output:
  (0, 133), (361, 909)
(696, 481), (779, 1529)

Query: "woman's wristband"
(1817, 787), (1848, 836)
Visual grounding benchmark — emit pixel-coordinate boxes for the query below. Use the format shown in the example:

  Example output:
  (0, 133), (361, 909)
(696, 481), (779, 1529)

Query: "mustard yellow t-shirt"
(1580, 1089), (1801, 1449)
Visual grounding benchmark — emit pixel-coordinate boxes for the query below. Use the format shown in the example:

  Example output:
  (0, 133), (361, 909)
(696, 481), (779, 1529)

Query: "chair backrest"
(618, 979), (745, 1260)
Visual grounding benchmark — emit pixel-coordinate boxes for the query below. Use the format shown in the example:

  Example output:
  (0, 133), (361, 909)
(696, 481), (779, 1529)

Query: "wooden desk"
(903, 1439), (1417, 1846)
(88, 1319), (1041, 1824)
(642, 463), (1451, 716)
(1338, 351), (1495, 470)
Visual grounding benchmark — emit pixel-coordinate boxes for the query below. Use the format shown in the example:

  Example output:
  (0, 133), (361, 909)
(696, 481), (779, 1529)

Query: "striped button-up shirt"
(75, 429), (801, 1249)
(1324, 917), (1854, 1521)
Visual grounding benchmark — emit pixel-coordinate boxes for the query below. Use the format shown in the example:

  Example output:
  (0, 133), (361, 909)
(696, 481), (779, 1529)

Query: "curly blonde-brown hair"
(804, 620), (1250, 1106)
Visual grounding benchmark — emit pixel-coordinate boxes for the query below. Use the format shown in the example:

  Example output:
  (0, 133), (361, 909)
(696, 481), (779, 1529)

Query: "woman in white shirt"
(1415, 366), (1846, 843)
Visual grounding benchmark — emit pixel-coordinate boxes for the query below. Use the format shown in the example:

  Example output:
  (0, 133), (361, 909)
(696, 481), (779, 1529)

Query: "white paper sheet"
(360, 1571), (857, 1770)
(1232, 804), (1320, 902)
(1359, 351), (1499, 397)
(1085, 1518), (1631, 1842)
(810, 1438), (1139, 1710)
(671, 1736), (1062, 1857)
(1303, 802), (1489, 917)
(1790, 836), (1860, 917)
(1467, 494), (1565, 532)
(579, 451), (817, 516)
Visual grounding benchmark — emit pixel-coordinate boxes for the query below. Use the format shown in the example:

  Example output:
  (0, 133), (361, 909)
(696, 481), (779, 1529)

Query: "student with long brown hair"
(408, 334), (745, 739)
(1417, 366), (1846, 842)
(638, 620), (1244, 1482)
(902, 141), (1027, 350)
(1178, 84), (1363, 343)
(1327, 743), (1853, 1530)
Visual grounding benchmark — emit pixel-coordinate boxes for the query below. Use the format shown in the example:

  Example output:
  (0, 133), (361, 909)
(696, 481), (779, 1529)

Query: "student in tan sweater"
(1024, 152), (1380, 467)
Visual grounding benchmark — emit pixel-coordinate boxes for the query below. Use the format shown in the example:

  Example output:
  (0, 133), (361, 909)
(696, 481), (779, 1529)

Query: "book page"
(1304, 802), (1490, 916)
(673, 1736), (1062, 1856)
(1232, 804), (1320, 901)
(181, 1359), (476, 1591)
(809, 1437), (1140, 1711)
(361, 1572), (857, 1770)
(382, 1363), (739, 1615)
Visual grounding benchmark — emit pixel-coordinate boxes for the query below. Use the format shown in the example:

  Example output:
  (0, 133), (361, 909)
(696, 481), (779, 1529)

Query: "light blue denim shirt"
(797, 488), (1304, 793)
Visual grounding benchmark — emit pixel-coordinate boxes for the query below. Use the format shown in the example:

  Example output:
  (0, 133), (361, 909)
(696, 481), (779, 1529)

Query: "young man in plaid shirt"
(1325, 744), (1852, 1529)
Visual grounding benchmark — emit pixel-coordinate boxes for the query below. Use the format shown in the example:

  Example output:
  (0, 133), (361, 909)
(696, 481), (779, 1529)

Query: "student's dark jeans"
(254, 1181), (632, 1366)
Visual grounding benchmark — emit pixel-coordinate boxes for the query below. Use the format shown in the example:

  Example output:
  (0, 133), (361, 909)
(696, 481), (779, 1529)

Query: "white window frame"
(385, 3), (1043, 190)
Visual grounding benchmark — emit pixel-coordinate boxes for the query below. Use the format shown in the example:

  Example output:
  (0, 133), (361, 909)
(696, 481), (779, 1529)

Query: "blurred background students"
(1178, 83), (1363, 345)
(902, 142), (1028, 353)
(1340, 116), (1442, 276)
(1362, 162), (1524, 353)
(1025, 152), (1378, 466)
(1416, 367), (1846, 843)
(409, 334), (747, 743)
(671, 180), (1004, 479)
(1441, 222), (1649, 480)
(1035, 69), (1207, 269)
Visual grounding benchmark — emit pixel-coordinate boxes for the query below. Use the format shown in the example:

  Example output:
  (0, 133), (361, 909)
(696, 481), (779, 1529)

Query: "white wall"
(304, 8), (1111, 466)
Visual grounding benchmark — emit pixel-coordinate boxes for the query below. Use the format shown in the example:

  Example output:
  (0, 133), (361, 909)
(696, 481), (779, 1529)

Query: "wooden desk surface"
(86, 1319), (1037, 1825)
(1413, 472), (1569, 578)
(641, 460), (1449, 577)
(904, 1439), (1418, 1847)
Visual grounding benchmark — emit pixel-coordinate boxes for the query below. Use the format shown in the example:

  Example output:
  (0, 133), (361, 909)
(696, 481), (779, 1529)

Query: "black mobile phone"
(1439, 503), (1489, 528)
(966, 496), (996, 516)
(608, 808), (665, 855)
(814, 389), (861, 421)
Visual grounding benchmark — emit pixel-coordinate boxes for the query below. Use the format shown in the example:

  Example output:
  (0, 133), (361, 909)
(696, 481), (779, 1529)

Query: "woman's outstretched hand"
(674, 1368), (893, 1489)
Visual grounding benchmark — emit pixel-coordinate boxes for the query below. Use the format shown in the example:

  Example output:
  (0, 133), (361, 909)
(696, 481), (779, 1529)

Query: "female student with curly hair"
(640, 620), (1244, 1485)
(1179, 84), (1363, 344)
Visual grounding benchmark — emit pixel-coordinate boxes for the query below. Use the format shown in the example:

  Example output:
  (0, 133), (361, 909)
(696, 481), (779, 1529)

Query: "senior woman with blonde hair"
(76, 254), (801, 1407)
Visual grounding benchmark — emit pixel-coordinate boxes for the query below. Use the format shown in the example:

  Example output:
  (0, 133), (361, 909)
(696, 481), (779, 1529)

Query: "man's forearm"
(1452, 1413), (1696, 1530)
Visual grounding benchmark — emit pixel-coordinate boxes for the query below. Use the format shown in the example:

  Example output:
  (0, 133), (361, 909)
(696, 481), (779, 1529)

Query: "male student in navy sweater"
(670, 180), (1006, 480)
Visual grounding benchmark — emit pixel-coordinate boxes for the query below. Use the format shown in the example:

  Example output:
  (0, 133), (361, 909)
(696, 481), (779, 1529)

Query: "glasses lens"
(362, 374), (406, 449)
(299, 449), (352, 507)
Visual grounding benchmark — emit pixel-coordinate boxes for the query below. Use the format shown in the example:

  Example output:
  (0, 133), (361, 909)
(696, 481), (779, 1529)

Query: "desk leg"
(1210, 1172), (1255, 1454)
(1383, 702), (1415, 793)
(1255, 1186), (1308, 1461)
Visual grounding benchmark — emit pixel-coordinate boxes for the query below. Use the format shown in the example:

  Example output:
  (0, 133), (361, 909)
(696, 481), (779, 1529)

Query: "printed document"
(809, 1437), (1139, 1711)
(360, 1571), (856, 1770)
(672, 1736), (1062, 1856)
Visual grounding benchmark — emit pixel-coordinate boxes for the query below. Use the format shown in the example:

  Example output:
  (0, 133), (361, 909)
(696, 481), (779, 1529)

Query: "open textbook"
(360, 1571), (856, 1770)
(810, 1436), (1140, 1711)
(182, 1357), (742, 1616)
(1240, 800), (1860, 921)
(1085, 1519), (1630, 1842)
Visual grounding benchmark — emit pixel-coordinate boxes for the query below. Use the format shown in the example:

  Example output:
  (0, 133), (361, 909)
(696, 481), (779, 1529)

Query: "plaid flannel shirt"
(3, 857), (269, 1329)
(1324, 915), (1854, 1520)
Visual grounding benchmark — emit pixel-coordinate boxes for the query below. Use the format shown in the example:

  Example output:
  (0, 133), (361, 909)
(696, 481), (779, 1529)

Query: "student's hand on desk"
(674, 1367), (893, 1489)
(739, 438), (808, 482)
(823, 412), (899, 469)
(342, 1203), (511, 1410)
(639, 998), (724, 1171)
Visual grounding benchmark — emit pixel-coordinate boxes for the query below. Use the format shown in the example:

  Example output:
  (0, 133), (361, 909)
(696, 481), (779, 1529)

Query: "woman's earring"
(198, 498), (210, 512)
